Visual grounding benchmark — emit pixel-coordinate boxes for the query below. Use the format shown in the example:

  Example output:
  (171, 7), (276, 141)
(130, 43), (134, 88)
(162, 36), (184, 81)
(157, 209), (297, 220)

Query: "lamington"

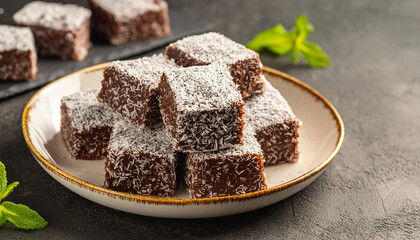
(104, 120), (177, 197)
(61, 89), (116, 160)
(13, 1), (91, 61)
(166, 32), (265, 98)
(158, 64), (245, 152)
(88, 0), (171, 45)
(245, 77), (301, 165)
(0, 25), (37, 80)
(185, 124), (267, 198)
(97, 54), (178, 128)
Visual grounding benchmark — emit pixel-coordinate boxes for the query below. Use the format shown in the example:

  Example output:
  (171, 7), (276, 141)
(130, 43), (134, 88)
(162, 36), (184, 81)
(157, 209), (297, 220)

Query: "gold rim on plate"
(22, 64), (345, 206)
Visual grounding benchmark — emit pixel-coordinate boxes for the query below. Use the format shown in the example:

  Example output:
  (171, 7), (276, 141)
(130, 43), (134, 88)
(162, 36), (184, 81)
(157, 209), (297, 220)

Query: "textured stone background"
(0, 0), (419, 239)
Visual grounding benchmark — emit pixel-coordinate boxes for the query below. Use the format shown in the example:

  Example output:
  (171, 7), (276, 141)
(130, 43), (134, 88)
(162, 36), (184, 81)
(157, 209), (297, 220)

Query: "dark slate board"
(0, 5), (211, 99)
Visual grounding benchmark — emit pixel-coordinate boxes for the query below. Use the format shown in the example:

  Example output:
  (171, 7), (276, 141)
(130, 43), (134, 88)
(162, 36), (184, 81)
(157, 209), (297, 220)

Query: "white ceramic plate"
(22, 64), (344, 218)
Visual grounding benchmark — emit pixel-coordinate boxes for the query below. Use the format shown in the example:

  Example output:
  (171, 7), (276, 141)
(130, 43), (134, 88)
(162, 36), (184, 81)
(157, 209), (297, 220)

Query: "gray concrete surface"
(0, 0), (419, 239)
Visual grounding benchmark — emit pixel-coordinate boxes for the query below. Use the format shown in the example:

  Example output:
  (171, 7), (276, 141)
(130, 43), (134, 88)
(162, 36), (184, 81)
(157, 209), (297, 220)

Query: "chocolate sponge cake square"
(158, 64), (245, 152)
(104, 120), (177, 197)
(166, 32), (265, 98)
(88, 0), (171, 45)
(185, 125), (267, 198)
(0, 25), (37, 80)
(245, 77), (301, 165)
(97, 54), (178, 128)
(61, 89), (116, 160)
(13, 1), (91, 61)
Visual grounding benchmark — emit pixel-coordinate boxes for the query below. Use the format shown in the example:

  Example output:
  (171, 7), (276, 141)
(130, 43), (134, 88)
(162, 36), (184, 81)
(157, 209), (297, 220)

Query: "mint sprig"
(0, 162), (47, 230)
(247, 15), (330, 68)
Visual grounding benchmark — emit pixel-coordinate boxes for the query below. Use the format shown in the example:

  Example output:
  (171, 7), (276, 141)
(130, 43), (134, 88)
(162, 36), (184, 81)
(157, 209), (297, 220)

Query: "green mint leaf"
(294, 15), (314, 44)
(0, 162), (7, 192)
(300, 41), (330, 68)
(247, 15), (329, 68)
(267, 45), (293, 56)
(0, 201), (48, 230)
(290, 48), (300, 64)
(0, 181), (19, 201)
(0, 210), (6, 227)
(246, 24), (294, 52)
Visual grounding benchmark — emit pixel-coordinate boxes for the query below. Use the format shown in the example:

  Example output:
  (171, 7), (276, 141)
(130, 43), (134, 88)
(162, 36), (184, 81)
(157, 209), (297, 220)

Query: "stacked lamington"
(60, 32), (301, 199)
(166, 32), (265, 98)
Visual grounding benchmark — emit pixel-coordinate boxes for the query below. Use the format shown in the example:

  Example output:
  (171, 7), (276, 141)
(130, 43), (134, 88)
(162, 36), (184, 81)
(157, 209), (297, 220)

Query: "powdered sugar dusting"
(245, 77), (296, 130)
(168, 32), (258, 65)
(91, 0), (166, 21)
(109, 120), (176, 160)
(0, 25), (35, 52)
(190, 124), (261, 160)
(110, 54), (177, 89)
(62, 89), (115, 134)
(13, 1), (91, 31)
(163, 64), (242, 111)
